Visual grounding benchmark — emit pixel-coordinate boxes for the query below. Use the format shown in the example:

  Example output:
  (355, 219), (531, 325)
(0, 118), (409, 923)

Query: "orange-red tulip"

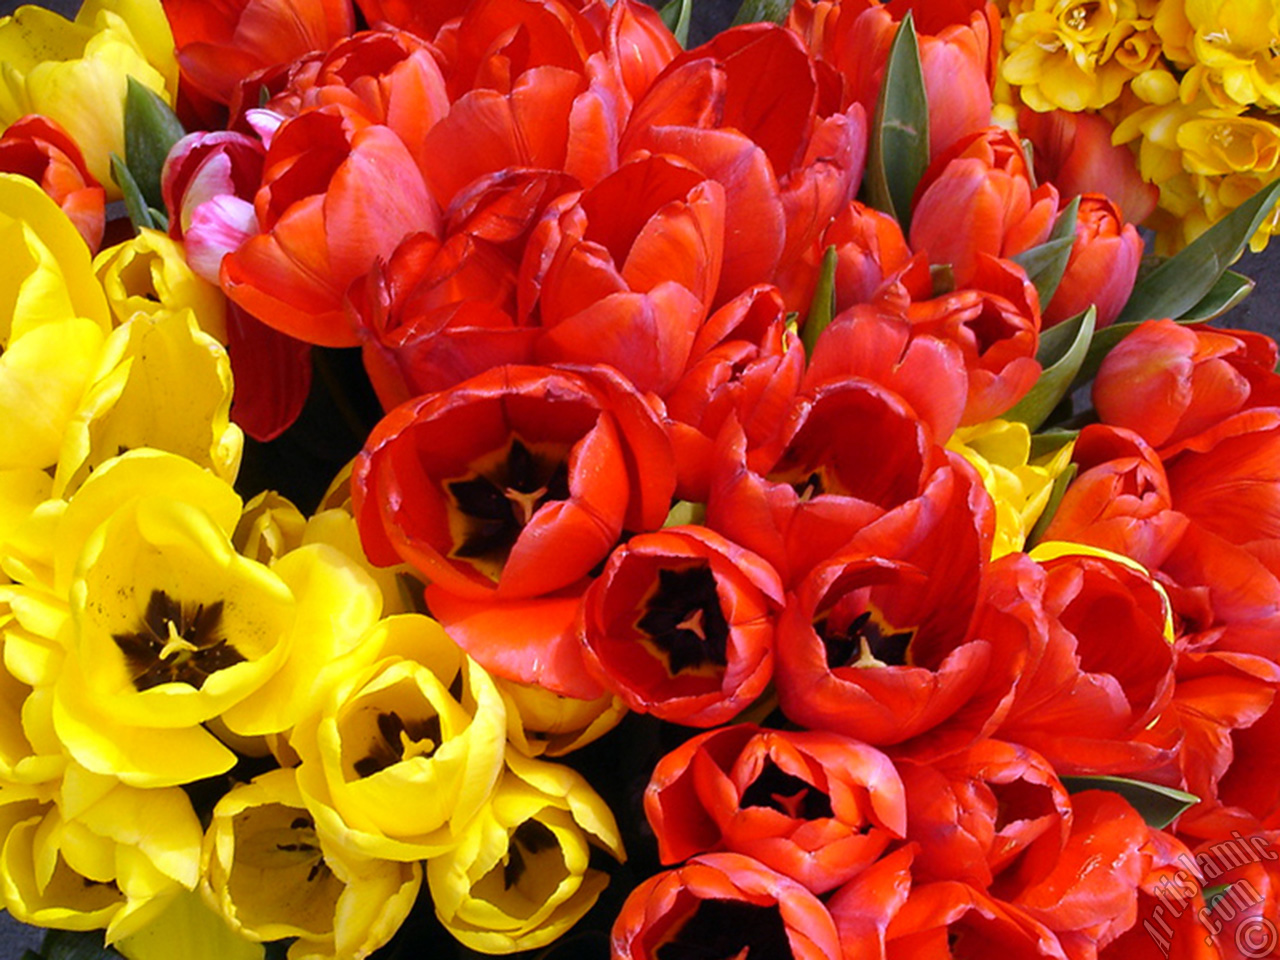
(611, 853), (843, 960)
(907, 254), (1042, 425)
(1018, 107), (1158, 227)
(163, 0), (355, 105)
(909, 127), (1059, 287)
(623, 23), (866, 306)
(520, 153), (725, 396)
(220, 105), (440, 347)
(579, 525), (782, 727)
(0, 115), (103, 252)
(645, 724), (906, 894)
(1042, 194), (1143, 329)
(1094, 320), (1280, 451)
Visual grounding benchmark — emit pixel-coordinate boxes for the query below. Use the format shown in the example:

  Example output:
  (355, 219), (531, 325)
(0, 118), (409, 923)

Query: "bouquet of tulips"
(4, 0), (1280, 958)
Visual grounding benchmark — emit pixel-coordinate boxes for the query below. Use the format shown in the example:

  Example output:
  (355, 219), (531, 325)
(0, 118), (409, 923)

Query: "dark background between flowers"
(3, 0), (1280, 957)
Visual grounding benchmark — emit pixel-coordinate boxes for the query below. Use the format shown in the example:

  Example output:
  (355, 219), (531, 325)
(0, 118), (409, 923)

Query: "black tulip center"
(112, 590), (242, 691)
(446, 437), (571, 578)
(353, 710), (442, 778)
(657, 899), (793, 960)
(740, 758), (834, 820)
(503, 819), (558, 889)
(637, 565), (730, 674)
(818, 609), (913, 669)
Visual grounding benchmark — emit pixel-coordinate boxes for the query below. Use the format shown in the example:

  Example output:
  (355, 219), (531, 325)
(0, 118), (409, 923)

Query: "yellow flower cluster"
(1000, 0), (1280, 252)
(0, 173), (627, 959)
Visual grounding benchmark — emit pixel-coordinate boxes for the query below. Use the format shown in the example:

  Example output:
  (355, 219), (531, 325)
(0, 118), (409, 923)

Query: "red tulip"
(898, 739), (1072, 890)
(1094, 320), (1280, 451)
(578, 0), (683, 110)
(354, 0), (469, 38)
(265, 28), (450, 174)
(0, 115), (104, 252)
(1042, 194), (1143, 329)
(825, 847), (914, 959)
(1018, 107), (1158, 227)
(220, 105), (440, 347)
(644, 724), (906, 893)
(707, 376), (965, 586)
(664, 286), (806, 501)
(803, 305), (969, 443)
(163, 0), (355, 105)
(771, 460), (999, 748)
(1147, 649), (1280, 839)
(1098, 829), (1219, 960)
(1041, 425), (1189, 572)
(623, 23), (866, 305)
(1184, 830), (1280, 960)
(993, 549), (1176, 776)
(880, 880), (1068, 957)
(909, 127), (1059, 287)
(907, 254), (1042, 425)
(776, 200), (914, 316)
(994, 790), (1150, 956)
(519, 153), (725, 396)
(611, 853), (843, 960)
(578, 525), (782, 726)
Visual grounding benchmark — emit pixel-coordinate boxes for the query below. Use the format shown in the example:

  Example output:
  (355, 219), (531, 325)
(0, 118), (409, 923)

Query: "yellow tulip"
(94, 229), (228, 342)
(116, 889), (263, 960)
(427, 750), (624, 954)
(495, 677), (627, 758)
(234, 492), (307, 566)
(947, 419), (1075, 558)
(292, 614), (507, 862)
(0, 0), (176, 194)
(0, 762), (202, 943)
(200, 767), (420, 960)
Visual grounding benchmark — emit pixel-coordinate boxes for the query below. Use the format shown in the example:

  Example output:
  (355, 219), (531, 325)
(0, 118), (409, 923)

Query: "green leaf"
(1061, 776), (1199, 829)
(1004, 306), (1096, 432)
(124, 77), (185, 212)
(801, 244), (838, 358)
(1010, 196), (1080, 309)
(1202, 883), (1232, 908)
(1114, 177), (1280, 327)
(1074, 270), (1255, 385)
(1028, 428), (1078, 461)
(865, 12), (928, 228)
(40, 930), (123, 960)
(1024, 461), (1076, 550)
(1178, 269), (1254, 323)
(21, 951), (44, 960)
(110, 152), (156, 232)
(732, 0), (793, 24)
(659, 0), (692, 48)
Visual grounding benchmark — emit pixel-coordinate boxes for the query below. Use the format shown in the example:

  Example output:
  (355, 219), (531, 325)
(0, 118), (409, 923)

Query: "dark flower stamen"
(353, 710), (443, 778)
(446, 437), (571, 578)
(740, 758), (834, 820)
(637, 566), (730, 674)
(818, 609), (913, 669)
(111, 590), (242, 691)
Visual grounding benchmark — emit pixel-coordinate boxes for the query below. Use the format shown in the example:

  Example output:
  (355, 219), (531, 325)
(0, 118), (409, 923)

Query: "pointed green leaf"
(865, 13), (928, 228)
(111, 152), (156, 232)
(659, 0), (692, 48)
(732, 0), (793, 24)
(1115, 177), (1280, 326)
(801, 244), (838, 357)
(1028, 428), (1078, 461)
(124, 77), (185, 211)
(1074, 270), (1256, 386)
(1061, 775), (1198, 829)
(1004, 306), (1096, 431)
(1024, 461), (1076, 550)
(1010, 196), (1080, 308)
(1179, 269), (1254, 323)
